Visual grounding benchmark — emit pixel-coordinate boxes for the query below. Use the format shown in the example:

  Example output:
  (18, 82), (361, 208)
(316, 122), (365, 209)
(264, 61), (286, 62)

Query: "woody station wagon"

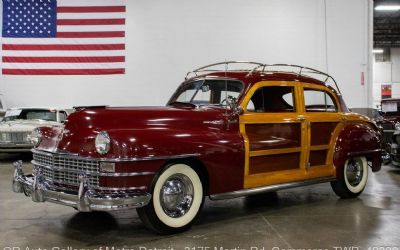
(12, 62), (382, 234)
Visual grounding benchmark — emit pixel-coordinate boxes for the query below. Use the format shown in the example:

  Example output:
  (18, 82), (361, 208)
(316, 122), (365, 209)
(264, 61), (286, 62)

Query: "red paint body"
(37, 72), (382, 195)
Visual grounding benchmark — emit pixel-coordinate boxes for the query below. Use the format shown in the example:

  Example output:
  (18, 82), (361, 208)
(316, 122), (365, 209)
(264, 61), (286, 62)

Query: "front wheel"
(137, 163), (204, 234)
(331, 156), (368, 198)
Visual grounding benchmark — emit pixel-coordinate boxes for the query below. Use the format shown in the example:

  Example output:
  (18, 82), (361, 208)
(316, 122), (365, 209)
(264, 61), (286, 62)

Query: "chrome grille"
(33, 152), (99, 187)
(0, 132), (30, 143)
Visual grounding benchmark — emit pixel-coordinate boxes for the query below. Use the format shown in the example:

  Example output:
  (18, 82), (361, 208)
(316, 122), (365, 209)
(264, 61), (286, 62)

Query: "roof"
(7, 107), (66, 111)
(184, 61), (340, 93)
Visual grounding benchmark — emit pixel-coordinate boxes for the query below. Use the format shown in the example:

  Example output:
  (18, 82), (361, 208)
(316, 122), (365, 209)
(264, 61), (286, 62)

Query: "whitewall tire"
(331, 156), (368, 198)
(137, 163), (204, 234)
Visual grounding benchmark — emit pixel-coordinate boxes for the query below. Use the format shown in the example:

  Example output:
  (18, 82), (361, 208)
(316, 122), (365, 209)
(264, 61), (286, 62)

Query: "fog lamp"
(99, 162), (115, 173)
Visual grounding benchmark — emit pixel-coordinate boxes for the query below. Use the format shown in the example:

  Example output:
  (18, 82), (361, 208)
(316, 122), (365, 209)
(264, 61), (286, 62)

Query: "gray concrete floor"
(1, 153), (400, 249)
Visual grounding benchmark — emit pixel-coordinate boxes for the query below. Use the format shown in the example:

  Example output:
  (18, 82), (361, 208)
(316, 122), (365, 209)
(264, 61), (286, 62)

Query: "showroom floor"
(1, 153), (399, 249)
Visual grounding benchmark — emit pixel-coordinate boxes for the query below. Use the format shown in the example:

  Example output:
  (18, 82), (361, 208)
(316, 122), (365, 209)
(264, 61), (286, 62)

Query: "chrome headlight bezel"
(29, 128), (42, 147)
(395, 122), (400, 131)
(95, 131), (111, 155)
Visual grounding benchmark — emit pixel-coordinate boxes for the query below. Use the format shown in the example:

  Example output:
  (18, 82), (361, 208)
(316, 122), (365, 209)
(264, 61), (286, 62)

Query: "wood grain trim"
(309, 149), (328, 166)
(244, 167), (335, 188)
(310, 145), (330, 151)
(250, 147), (301, 157)
(246, 123), (301, 151)
(299, 84), (342, 113)
(249, 153), (300, 175)
(310, 122), (338, 146)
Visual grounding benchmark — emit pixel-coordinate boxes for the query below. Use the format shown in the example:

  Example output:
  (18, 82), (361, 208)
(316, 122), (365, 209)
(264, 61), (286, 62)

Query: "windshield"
(169, 79), (244, 106)
(3, 109), (57, 122)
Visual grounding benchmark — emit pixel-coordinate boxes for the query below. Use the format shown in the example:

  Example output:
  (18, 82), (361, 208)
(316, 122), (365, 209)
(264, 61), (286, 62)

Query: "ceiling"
(374, 0), (400, 48)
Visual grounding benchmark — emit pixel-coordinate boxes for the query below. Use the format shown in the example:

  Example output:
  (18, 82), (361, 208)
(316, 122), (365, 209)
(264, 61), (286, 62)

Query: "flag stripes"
(2, 0), (126, 75)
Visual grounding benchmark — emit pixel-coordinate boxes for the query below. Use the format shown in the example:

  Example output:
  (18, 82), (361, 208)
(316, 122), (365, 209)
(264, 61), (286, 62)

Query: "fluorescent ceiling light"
(375, 5), (400, 11)
(373, 49), (384, 53)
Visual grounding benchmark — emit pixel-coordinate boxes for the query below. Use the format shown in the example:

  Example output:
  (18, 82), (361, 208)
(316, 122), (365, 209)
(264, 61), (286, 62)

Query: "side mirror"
(225, 95), (237, 110)
(234, 106), (244, 116)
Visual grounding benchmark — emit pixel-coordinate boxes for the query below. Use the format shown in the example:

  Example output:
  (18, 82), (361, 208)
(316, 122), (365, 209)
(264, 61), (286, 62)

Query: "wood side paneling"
(246, 123), (301, 151)
(249, 153), (300, 174)
(310, 122), (338, 146)
(309, 150), (328, 166)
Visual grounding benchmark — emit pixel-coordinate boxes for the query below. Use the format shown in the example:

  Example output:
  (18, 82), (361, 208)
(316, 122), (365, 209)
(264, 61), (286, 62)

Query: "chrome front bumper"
(0, 143), (32, 152)
(12, 161), (152, 211)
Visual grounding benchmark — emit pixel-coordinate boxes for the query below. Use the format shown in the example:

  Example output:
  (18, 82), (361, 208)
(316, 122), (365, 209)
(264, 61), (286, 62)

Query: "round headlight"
(395, 123), (400, 131)
(95, 131), (110, 155)
(29, 128), (42, 147)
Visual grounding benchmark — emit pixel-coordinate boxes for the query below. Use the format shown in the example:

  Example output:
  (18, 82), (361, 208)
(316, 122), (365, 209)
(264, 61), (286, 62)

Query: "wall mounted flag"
(1, 0), (126, 75)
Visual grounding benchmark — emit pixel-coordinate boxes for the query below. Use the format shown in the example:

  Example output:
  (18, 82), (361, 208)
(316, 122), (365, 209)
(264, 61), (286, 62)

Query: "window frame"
(302, 87), (339, 113)
(240, 81), (341, 114)
(241, 82), (300, 114)
(168, 78), (246, 107)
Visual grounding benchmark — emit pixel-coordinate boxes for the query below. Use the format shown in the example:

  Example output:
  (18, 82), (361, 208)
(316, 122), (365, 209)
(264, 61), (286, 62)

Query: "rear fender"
(333, 123), (382, 179)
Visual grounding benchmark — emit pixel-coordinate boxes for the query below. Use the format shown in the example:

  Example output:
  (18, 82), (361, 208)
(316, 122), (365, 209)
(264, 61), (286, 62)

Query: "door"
(240, 82), (309, 189)
(299, 84), (343, 179)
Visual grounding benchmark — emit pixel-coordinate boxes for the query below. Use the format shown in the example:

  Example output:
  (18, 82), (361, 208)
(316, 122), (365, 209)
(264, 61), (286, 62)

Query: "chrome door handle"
(297, 117), (306, 121)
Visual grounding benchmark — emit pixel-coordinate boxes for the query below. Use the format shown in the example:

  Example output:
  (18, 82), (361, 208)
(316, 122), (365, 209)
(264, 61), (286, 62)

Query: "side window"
(246, 86), (295, 113)
(304, 89), (337, 112)
(59, 111), (67, 123)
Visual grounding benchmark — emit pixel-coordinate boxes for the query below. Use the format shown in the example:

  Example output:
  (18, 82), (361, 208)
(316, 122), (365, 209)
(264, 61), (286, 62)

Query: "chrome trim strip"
(209, 177), (336, 200)
(39, 180), (147, 191)
(95, 186), (147, 191)
(32, 149), (200, 162)
(0, 143), (32, 148)
(32, 160), (156, 177)
(40, 175), (147, 191)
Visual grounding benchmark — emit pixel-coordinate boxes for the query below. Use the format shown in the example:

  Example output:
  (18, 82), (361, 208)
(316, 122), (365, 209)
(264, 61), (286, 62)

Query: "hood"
(37, 106), (236, 157)
(64, 106), (229, 131)
(0, 119), (60, 132)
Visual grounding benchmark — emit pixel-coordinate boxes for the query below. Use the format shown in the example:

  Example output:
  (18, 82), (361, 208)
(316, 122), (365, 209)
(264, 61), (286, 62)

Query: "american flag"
(1, 0), (126, 75)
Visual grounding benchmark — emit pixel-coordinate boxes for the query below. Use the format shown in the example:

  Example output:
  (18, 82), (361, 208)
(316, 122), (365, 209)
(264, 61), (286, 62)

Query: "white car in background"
(0, 108), (69, 153)
(0, 94), (7, 120)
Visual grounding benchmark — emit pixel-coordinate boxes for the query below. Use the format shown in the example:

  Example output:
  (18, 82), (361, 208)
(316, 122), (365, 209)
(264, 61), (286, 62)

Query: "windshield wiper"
(168, 101), (197, 108)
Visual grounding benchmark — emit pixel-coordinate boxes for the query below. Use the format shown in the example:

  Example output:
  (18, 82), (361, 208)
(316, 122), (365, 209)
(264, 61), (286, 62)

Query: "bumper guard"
(12, 161), (152, 211)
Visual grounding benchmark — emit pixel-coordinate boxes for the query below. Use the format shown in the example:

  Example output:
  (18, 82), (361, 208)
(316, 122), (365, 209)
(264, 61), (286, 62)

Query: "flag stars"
(4, 0), (56, 37)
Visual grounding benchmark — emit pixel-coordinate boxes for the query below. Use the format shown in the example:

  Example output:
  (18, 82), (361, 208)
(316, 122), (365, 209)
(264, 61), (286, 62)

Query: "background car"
(374, 99), (400, 164)
(0, 108), (69, 153)
(0, 94), (7, 120)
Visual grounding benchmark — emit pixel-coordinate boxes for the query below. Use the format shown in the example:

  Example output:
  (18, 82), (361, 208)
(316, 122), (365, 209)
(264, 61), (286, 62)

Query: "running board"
(209, 177), (336, 200)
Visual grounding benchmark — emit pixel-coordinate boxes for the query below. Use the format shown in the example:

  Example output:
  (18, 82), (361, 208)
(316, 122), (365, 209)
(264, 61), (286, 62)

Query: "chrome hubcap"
(346, 158), (363, 187)
(160, 174), (194, 218)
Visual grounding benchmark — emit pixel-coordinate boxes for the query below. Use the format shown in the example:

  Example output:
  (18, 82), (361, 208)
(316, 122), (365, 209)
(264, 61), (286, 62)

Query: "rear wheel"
(331, 156), (368, 198)
(137, 163), (204, 234)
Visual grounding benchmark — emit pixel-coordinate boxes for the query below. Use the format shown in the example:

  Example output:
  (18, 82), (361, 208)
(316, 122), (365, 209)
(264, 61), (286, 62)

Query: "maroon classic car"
(12, 62), (382, 234)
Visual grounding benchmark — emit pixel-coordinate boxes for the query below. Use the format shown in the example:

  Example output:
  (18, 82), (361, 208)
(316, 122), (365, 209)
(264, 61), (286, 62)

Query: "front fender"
(333, 123), (382, 178)
(107, 128), (245, 195)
